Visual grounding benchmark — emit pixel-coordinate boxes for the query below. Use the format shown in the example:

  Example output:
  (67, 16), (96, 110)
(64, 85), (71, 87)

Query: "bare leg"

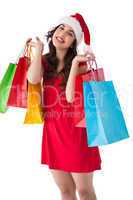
(50, 169), (78, 200)
(71, 172), (97, 200)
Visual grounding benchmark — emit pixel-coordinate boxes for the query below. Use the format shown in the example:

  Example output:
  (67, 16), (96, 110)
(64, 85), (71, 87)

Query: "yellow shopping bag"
(24, 45), (44, 124)
(24, 81), (44, 124)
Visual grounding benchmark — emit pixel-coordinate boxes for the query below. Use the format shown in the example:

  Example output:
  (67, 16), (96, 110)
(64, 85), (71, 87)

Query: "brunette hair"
(42, 24), (77, 89)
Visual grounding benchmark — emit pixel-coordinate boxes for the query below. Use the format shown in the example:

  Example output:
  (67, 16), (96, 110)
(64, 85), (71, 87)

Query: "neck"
(56, 48), (67, 63)
(56, 48), (67, 72)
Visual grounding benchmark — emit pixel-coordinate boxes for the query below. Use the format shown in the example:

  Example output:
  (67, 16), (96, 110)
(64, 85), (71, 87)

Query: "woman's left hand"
(77, 52), (95, 75)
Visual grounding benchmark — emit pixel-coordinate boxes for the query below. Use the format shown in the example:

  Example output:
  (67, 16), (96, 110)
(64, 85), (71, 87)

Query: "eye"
(68, 32), (73, 37)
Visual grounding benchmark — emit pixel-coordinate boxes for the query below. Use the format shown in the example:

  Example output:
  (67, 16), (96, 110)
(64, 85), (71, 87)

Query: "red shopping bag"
(73, 59), (105, 127)
(7, 46), (31, 108)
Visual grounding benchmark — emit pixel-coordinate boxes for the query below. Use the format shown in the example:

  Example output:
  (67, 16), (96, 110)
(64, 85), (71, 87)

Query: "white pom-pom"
(83, 44), (94, 54)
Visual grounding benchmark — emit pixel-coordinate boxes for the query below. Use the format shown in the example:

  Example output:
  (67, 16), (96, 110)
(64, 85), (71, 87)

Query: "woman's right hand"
(26, 37), (44, 56)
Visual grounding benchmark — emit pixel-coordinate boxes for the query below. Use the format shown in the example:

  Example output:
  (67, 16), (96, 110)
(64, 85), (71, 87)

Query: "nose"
(60, 30), (68, 38)
(59, 33), (65, 39)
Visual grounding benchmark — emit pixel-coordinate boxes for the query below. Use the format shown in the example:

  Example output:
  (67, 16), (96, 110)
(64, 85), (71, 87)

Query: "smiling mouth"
(56, 36), (65, 43)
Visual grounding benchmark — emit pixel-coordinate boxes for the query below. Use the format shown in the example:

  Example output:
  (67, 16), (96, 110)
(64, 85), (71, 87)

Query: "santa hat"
(49, 13), (93, 53)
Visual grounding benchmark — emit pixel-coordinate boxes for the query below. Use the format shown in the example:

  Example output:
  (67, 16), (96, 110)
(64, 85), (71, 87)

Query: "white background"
(0, 0), (133, 199)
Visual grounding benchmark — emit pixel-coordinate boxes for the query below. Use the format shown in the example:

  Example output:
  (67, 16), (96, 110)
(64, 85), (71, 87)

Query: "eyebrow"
(60, 24), (75, 35)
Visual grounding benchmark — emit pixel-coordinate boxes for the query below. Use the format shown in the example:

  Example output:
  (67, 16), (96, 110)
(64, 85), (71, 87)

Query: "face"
(52, 24), (76, 50)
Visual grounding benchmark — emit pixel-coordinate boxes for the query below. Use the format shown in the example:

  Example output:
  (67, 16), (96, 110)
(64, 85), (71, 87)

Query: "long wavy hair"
(42, 24), (77, 90)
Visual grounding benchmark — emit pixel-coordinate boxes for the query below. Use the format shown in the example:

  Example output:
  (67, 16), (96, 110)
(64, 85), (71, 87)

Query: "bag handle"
(15, 45), (26, 64)
(87, 59), (100, 81)
(15, 42), (33, 64)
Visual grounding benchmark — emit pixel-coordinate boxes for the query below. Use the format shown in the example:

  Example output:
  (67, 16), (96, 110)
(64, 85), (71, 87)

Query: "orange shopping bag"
(24, 81), (44, 124)
(24, 46), (44, 124)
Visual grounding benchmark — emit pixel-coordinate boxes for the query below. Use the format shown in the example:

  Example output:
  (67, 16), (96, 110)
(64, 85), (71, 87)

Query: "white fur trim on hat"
(83, 44), (93, 54)
(56, 16), (83, 44)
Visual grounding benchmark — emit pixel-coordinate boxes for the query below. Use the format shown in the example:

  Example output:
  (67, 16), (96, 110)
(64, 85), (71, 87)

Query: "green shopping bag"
(0, 45), (26, 113)
(0, 63), (17, 112)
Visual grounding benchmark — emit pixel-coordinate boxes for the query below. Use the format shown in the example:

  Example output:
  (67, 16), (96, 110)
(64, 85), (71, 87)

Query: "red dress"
(41, 63), (102, 173)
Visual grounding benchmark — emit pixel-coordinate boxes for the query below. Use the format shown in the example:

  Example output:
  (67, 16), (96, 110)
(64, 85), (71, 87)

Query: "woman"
(27, 13), (102, 200)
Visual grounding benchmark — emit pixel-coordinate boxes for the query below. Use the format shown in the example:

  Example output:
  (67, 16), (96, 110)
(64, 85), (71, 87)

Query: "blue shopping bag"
(83, 80), (129, 147)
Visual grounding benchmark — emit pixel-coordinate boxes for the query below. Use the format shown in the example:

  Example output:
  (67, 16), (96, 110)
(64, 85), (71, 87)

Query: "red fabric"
(70, 13), (90, 45)
(73, 64), (105, 127)
(41, 64), (102, 172)
(7, 56), (29, 108)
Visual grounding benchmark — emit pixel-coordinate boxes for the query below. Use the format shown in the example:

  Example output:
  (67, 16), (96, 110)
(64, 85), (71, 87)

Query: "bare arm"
(26, 37), (44, 84)
(27, 52), (43, 84)
(66, 53), (95, 103)
(65, 64), (78, 103)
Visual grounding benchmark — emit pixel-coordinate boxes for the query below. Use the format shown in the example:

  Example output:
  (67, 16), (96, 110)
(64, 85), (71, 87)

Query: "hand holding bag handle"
(74, 58), (105, 127)
(7, 43), (34, 108)
(0, 42), (32, 112)
(86, 59), (100, 81)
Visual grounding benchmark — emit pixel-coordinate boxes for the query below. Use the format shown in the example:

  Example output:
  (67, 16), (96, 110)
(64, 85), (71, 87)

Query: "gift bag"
(0, 63), (17, 112)
(7, 46), (31, 108)
(23, 46), (44, 124)
(24, 82), (44, 124)
(83, 74), (129, 147)
(0, 44), (30, 113)
(74, 60), (105, 127)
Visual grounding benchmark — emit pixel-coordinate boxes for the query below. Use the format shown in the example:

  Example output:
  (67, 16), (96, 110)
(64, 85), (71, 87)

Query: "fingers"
(78, 55), (94, 63)
(26, 38), (32, 44)
(85, 65), (92, 72)
(79, 55), (90, 62)
(84, 51), (95, 60)
(26, 36), (42, 46)
(27, 41), (37, 47)
(36, 36), (41, 41)
(87, 60), (94, 68)
(87, 54), (95, 60)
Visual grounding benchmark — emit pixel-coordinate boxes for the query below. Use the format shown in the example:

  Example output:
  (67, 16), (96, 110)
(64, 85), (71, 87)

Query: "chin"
(53, 42), (68, 51)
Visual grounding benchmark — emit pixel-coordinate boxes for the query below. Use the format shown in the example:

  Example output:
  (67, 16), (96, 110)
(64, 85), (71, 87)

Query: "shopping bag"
(23, 45), (44, 124)
(0, 63), (17, 112)
(0, 45), (29, 112)
(73, 60), (105, 127)
(7, 46), (31, 108)
(24, 82), (44, 124)
(83, 78), (129, 147)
